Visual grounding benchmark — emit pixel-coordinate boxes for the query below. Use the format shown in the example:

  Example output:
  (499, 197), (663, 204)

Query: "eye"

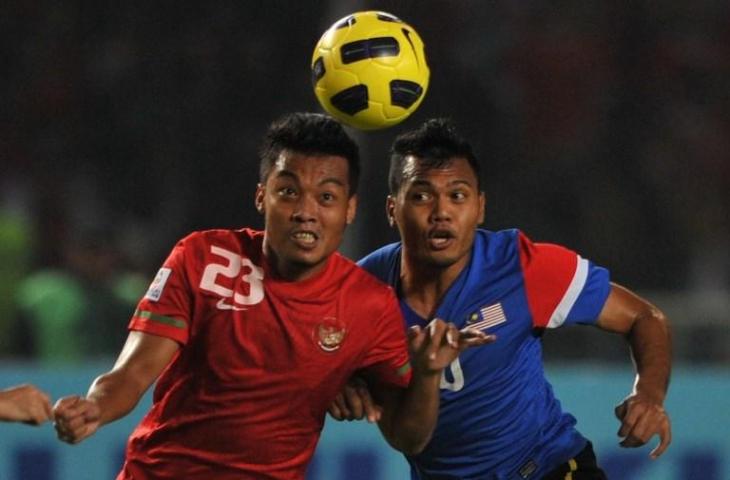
(409, 191), (431, 203)
(451, 191), (467, 201)
(321, 192), (336, 202)
(277, 186), (297, 197)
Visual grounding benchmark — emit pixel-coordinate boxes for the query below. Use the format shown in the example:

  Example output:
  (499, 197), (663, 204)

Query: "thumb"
(407, 325), (425, 352)
(614, 400), (628, 420)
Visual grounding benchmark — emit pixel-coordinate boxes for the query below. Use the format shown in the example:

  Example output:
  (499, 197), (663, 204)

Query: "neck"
(262, 240), (325, 282)
(399, 251), (469, 319)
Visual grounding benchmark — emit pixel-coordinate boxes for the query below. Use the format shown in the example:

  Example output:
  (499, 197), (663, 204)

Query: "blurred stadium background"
(1, 1), (728, 479)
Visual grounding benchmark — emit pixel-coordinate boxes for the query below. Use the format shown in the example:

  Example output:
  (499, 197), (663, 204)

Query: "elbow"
(649, 306), (669, 326)
(402, 440), (429, 456)
(390, 432), (432, 456)
(628, 306), (670, 338)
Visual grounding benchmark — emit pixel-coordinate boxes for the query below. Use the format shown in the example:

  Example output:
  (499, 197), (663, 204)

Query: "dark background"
(2, 1), (728, 364)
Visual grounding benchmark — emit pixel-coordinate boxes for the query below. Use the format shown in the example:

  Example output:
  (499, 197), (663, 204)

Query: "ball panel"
(340, 37), (399, 65)
(311, 57), (325, 86)
(389, 80), (423, 108)
(330, 84), (369, 115)
(375, 12), (402, 23)
(334, 15), (356, 30)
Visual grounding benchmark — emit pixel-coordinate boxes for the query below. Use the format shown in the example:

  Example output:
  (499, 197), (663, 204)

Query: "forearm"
(0, 395), (16, 421)
(86, 368), (149, 426)
(380, 371), (442, 455)
(628, 307), (672, 403)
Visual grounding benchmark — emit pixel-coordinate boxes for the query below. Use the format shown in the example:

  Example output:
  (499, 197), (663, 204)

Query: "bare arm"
(0, 384), (52, 425)
(371, 322), (493, 455)
(595, 283), (672, 458)
(53, 331), (179, 444)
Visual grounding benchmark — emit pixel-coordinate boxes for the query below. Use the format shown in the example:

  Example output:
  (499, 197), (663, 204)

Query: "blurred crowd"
(1, 1), (728, 364)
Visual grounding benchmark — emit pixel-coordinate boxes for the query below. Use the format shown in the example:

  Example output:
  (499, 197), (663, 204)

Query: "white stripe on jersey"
(547, 256), (589, 328)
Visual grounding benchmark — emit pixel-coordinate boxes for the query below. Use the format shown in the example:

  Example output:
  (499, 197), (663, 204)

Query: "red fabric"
(122, 228), (410, 479)
(517, 231), (578, 328)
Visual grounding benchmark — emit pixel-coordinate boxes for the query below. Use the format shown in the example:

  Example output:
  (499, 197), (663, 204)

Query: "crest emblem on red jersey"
(314, 317), (346, 352)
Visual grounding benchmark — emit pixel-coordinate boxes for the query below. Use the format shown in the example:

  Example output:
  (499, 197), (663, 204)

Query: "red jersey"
(119, 228), (411, 480)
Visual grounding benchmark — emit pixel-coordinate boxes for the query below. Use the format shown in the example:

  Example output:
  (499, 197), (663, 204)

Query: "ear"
(385, 195), (396, 227)
(478, 191), (486, 225)
(345, 195), (357, 225)
(255, 183), (265, 214)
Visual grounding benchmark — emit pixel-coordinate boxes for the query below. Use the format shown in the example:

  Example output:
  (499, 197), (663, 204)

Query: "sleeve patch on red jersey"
(396, 361), (412, 377)
(133, 308), (187, 329)
(144, 267), (172, 302)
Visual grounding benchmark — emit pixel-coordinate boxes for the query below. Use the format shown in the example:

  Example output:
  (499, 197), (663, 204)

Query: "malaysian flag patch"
(467, 303), (507, 331)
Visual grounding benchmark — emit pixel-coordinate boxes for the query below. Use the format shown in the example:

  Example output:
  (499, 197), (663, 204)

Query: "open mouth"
(427, 229), (455, 249)
(291, 230), (319, 247)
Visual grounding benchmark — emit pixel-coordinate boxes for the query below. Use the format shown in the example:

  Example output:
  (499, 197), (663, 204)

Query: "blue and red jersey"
(359, 228), (611, 480)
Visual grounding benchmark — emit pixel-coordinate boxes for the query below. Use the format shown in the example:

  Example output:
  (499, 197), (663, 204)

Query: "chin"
(423, 254), (461, 268)
(288, 254), (322, 268)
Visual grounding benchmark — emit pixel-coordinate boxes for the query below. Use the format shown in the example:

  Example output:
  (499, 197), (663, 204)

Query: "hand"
(53, 396), (102, 444)
(615, 392), (672, 459)
(328, 376), (383, 423)
(0, 384), (53, 425)
(409, 318), (495, 375)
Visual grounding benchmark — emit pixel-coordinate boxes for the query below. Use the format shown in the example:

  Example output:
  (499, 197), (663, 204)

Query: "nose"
(291, 193), (318, 223)
(430, 194), (451, 222)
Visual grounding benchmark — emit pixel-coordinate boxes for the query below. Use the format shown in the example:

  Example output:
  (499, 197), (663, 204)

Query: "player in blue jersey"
(329, 118), (672, 479)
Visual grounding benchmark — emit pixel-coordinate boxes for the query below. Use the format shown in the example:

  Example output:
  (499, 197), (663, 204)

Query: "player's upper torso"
(359, 228), (611, 480)
(121, 228), (410, 480)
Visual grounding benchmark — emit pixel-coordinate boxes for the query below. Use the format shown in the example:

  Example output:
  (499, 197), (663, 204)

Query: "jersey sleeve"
(358, 288), (412, 388)
(129, 238), (193, 344)
(518, 231), (610, 328)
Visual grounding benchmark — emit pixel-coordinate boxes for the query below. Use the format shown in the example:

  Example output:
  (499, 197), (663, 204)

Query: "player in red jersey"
(52, 112), (492, 480)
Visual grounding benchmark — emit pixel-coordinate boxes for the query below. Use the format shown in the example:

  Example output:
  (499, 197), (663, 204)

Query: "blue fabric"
(358, 229), (611, 479)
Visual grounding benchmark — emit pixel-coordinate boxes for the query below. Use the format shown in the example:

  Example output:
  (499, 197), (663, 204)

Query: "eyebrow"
(274, 170), (347, 188)
(319, 177), (346, 188)
(409, 178), (475, 188)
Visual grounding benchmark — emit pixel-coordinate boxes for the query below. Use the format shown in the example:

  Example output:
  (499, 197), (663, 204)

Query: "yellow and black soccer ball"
(311, 11), (429, 130)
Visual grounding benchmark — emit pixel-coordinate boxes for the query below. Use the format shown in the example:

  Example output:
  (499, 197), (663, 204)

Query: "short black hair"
(388, 118), (480, 194)
(259, 112), (360, 196)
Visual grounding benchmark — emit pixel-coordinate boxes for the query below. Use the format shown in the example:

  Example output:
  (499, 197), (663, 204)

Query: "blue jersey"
(358, 229), (611, 480)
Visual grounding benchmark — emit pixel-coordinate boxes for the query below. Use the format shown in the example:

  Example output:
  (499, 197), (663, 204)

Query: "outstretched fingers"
(458, 328), (496, 350)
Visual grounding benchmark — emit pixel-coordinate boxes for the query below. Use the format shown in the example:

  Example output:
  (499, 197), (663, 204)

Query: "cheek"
(399, 219), (423, 242)
(401, 210), (426, 230)
(264, 206), (290, 234)
(323, 205), (351, 225)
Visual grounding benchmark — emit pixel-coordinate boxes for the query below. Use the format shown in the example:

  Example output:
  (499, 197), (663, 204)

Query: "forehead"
(401, 155), (478, 187)
(269, 150), (350, 183)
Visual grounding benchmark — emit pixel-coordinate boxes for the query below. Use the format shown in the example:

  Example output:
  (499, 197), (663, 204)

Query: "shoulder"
(332, 254), (398, 305)
(477, 228), (575, 263)
(176, 228), (263, 254)
(336, 254), (395, 293)
(163, 228), (264, 272)
(180, 227), (261, 244)
(357, 242), (401, 283)
(471, 228), (523, 268)
(476, 228), (520, 253)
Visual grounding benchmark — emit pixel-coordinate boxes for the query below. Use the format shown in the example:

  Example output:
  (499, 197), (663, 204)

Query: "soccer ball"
(311, 11), (430, 130)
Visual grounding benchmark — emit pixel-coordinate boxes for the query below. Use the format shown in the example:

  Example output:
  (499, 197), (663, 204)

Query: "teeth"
(294, 232), (316, 243)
